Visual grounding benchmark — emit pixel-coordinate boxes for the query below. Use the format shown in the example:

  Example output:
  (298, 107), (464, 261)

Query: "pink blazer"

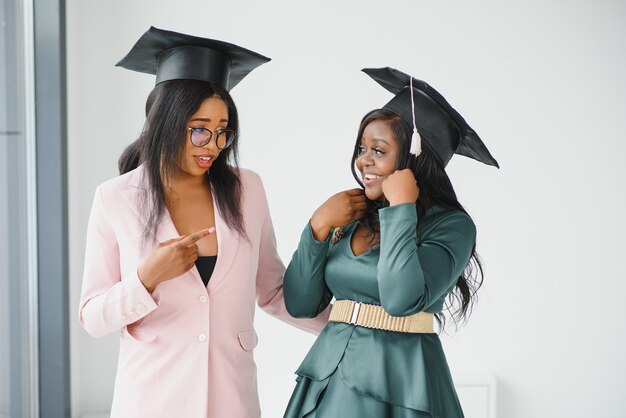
(78, 165), (329, 418)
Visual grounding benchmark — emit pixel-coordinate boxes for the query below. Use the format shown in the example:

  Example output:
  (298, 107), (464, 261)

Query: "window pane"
(1, 0), (38, 416)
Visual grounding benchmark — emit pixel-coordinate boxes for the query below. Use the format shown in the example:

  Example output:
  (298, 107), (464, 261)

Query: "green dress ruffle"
(283, 203), (476, 418)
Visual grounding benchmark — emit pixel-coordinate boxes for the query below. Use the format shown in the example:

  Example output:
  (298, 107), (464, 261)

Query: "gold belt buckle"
(330, 299), (434, 333)
(349, 301), (362, 325)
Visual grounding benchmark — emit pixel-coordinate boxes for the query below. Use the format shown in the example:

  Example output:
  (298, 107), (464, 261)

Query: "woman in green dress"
(282, 67), (499, 418)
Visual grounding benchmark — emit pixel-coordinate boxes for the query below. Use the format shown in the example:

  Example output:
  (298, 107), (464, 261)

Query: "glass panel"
(1, 0), (38, 416)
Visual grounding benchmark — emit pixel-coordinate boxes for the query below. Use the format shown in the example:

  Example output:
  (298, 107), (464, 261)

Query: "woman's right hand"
(137, 228), (215, 293)
(310, 189), (366, 241)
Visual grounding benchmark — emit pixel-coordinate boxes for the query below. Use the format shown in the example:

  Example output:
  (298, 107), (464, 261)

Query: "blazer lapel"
(207, 189), (239, 294)
(159, 210), (206, 287)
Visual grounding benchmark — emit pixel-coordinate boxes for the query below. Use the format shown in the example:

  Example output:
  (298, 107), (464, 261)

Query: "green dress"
(283, 203), (476, 418)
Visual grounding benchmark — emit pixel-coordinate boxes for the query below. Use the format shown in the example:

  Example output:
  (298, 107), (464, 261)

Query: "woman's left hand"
(382, 169), (420, 206)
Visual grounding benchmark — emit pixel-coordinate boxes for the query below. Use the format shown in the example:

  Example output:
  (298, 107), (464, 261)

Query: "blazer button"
(198, 295), (208, 303)
(197, 333), (207, 343)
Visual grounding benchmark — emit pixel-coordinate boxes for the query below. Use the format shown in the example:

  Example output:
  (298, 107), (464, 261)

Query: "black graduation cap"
(363, 67), (499, 168)
(116, 26), (271, 91)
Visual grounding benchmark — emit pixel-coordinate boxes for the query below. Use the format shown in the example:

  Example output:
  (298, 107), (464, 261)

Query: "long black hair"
(118, 79), (246, 241)
(350, 108), (484, 328)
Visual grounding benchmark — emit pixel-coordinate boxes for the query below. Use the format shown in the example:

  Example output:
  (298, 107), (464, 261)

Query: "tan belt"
(329, 300), (434, 333)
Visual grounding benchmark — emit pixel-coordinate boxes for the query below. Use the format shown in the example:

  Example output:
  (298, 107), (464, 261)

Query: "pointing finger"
(160, 236), (186, 247)
(177, 227), (215, 247)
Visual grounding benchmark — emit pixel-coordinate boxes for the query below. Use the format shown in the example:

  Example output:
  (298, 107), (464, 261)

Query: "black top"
(195, 256), (217, 286)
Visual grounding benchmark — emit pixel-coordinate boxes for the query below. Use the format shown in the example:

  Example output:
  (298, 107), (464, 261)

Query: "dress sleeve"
(377, 203), (476, 316)
(253, 176), (330, 334)
(283, 222), (334, 318)
(78, 185), (158, 338)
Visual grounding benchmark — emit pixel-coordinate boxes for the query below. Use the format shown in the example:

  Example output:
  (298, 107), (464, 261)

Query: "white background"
(67, 1), (626, 417)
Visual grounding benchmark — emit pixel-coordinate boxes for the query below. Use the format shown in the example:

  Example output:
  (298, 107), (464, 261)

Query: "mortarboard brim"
(116, 26), (270, 91)
(363, 67), (499, 168)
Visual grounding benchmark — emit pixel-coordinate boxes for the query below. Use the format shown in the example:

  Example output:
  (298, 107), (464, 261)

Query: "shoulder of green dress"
(420, 206), (476, 241)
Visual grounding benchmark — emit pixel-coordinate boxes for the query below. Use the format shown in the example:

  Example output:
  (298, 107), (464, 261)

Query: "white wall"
(67, 1), (626, 417)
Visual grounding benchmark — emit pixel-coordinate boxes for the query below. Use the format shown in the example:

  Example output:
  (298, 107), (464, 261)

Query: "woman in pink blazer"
(78, 27), (328, 418)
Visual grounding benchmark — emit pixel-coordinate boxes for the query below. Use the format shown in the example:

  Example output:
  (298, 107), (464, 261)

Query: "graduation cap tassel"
(409, 77), (422, 156)
(362, 66), (499, 168)
(411, 128), (421, 156)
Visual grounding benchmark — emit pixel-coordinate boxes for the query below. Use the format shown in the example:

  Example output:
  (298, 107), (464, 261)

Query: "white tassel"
(411, 128), (422, 156)
(409, 77), (421, 156)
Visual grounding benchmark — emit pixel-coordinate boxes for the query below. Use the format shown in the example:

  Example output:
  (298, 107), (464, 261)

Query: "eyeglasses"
(187, 127), (236, 149)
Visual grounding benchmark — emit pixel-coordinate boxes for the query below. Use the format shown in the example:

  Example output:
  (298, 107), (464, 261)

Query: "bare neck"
(166, 170), (211, 204)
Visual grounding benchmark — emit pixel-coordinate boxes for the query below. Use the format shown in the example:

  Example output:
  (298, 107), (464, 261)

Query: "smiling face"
(355, 119), (400, 201)
(178, 95), (229, 177)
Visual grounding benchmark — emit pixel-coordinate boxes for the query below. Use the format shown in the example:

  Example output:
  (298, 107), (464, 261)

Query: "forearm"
(259, 286), (331, 335)
(78, 186), (158, 337)
(377, 204), (477, 316)
(283, 221), (333, 317)
(377, 203), (426, 316)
